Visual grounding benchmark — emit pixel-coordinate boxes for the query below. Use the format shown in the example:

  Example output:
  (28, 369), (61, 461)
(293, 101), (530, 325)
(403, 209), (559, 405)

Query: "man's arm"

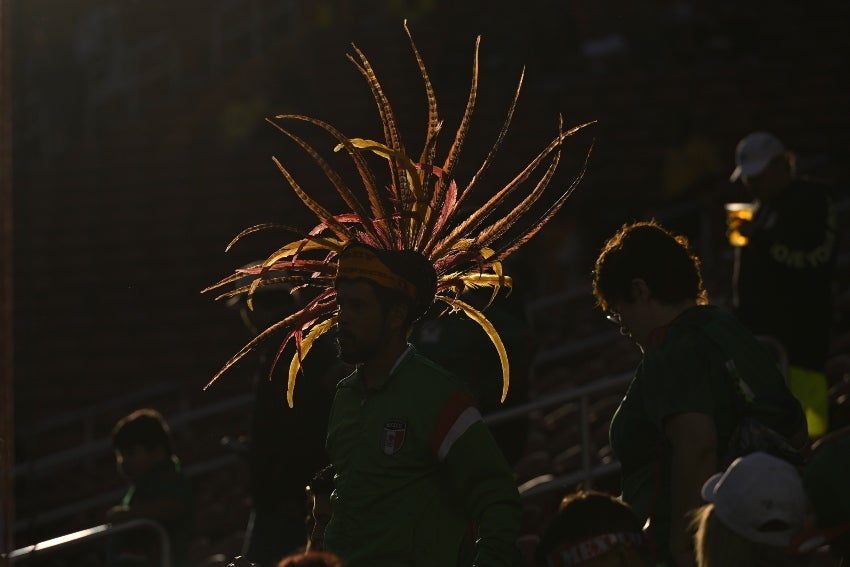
(665, 412), (717, 567)
(441, 420), (522, 567)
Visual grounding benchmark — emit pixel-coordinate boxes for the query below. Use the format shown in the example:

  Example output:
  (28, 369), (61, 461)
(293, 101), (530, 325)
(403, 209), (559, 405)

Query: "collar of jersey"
(354, 344), (416, 391)
(644, 304), (705, 351)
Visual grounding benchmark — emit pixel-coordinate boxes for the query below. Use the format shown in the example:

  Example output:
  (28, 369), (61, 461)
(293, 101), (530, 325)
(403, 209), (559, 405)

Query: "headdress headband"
(335, 244), (418, 301)
(203, 21), (593, 407)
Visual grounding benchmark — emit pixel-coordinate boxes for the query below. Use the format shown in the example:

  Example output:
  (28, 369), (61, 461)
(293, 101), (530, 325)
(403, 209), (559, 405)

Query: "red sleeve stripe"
(432, 392), (481, 461)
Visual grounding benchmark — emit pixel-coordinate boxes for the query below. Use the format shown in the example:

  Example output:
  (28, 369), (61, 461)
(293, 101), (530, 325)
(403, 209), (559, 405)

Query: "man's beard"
(336, 332), (380, 365)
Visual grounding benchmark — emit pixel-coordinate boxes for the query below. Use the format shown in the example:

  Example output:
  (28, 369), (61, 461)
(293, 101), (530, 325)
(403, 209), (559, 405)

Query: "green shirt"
(609, 306), (804, 563)
(324, 346), (522, 567)
(117, 456), (193, 567)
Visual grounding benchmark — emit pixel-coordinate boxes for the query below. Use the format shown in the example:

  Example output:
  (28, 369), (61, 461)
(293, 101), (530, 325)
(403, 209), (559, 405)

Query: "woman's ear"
(629, 278), (651, 302)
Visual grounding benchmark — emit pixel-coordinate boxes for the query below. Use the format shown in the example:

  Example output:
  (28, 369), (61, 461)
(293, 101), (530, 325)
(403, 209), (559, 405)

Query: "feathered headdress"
(203, 22), (593, 407)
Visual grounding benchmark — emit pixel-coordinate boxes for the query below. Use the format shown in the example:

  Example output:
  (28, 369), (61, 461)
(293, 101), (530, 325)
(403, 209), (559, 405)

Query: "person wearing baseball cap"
(729, 131), (787, 186)
(691, 452), (810, 566)
(728, 131), (839, 440)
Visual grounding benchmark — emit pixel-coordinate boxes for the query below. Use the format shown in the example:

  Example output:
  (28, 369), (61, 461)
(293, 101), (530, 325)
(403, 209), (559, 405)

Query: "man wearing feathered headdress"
(205, 22), (592, 567)
(326, 242), (521, 566)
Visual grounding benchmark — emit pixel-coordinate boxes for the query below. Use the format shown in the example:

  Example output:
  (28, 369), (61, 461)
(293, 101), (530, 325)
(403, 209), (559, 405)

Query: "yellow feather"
(479, 248), (504, 281)
(261, 237), (344, 268)
(479, 247), (506, 304)
(458, 273), (513, 289)
(337, 137), (431, 243)
(339, 138), (425, 203)
(287, 316), (338, 408)
(339, 138), (393, 158)
(448, 238), (476, 252)
(436, 295), (510, 403)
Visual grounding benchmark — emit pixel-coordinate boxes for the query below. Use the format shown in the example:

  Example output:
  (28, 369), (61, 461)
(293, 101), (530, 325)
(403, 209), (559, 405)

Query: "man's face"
(334, 280), (394, 364)
(115, 446), (160, 483)
(742, 157), (786, 200)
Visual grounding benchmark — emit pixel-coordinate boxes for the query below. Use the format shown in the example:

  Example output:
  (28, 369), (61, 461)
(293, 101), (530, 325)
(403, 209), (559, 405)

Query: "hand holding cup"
(724, 202), (756, 247)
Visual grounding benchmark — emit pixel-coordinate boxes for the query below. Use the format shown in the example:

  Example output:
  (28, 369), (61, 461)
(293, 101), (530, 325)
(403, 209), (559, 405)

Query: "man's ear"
(629, 278), (651, 302)
(386, 302), (408, 331)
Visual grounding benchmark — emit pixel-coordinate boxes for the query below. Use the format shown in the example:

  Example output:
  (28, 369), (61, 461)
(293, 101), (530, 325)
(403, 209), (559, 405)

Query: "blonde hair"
(690, 504), (808, 567)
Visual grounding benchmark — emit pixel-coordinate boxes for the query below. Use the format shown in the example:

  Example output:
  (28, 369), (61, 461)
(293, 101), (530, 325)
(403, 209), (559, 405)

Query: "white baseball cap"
(729, 131), (786, 182)
(701, 452), (807, 548)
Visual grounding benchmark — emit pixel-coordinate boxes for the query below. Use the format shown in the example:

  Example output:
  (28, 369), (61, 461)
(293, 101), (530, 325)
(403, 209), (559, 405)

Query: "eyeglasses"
(604, 310), (633, 338)
(605, 311), (622, 326)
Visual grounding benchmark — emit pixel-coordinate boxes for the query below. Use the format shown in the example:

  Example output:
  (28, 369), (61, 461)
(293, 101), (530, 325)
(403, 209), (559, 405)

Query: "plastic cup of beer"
(724, 202), (755, 247)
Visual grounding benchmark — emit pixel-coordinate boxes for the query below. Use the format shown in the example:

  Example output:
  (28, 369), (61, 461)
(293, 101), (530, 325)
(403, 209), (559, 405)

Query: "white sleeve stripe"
(437, 407), (483, 462)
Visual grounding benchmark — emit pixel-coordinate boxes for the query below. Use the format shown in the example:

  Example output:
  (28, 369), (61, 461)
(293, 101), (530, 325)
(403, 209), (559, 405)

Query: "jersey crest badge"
(382, 419), (407, 455)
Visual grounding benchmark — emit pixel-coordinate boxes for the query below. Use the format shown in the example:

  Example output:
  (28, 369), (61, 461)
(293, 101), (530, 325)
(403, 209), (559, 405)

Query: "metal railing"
(14, 382), (187, 479)
(531, 330), (622, 375)
(10, 373), (628, 558)
(6, 165), (848, 567)
(20, 382), (184, 442)
(5, 518), (171, 566)
(486, 371), (632, 499)
(13, 393), (253, 534)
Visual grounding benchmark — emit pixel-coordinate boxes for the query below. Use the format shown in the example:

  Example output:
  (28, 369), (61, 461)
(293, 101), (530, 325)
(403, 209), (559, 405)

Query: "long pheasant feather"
(347, 45), (409, 243)
(417, 37), (480, 252)
(430, 131), (565, 258)
(202, 309), (306, 390)
(403, 20), (439, 165)
(454, 68), (524, 209)
(475, 134), (563, 248)
(277, 114), (392, 247)
(432, 120), (594, 258)
(272, 157), (352, 241)
(421, 68), (521, 256)
(287, 315), (338, 407)
(493, 142), (593, 263)
(440, 35), (479, 183)
(205, 26), (593, 406)
(224, 223), (307, 253)
(265, 119), (380, 245)
(436, 295), (510, 403)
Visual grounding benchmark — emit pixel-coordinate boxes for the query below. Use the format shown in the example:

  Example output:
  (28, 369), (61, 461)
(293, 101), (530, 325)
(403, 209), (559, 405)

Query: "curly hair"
(592, 220), (707, 312)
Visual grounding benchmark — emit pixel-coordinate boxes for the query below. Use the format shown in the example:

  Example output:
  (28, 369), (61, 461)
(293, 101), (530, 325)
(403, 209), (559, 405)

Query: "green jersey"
(324, 346), (522, 567)
(609, 305), (804, 563)
(115, 456), (193, 567)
